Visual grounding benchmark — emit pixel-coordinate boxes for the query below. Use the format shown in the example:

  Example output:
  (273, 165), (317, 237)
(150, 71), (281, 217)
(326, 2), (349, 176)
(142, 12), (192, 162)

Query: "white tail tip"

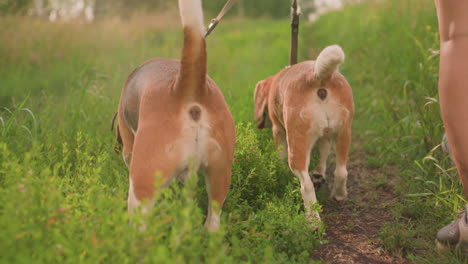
(315, 45), (345, 80)
(178, 0), (205, 36)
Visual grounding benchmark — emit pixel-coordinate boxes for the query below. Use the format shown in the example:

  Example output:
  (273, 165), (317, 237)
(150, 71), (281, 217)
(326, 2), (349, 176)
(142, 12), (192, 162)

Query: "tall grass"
(310, 0), (465, 261)
(0, 14), (320, 263)
(1, 0), (466, 262)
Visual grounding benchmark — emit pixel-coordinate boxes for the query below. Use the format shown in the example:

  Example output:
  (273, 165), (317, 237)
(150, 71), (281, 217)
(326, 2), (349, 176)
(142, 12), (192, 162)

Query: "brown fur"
(254, 58), (354, 221)
(116, 22), (235, 230)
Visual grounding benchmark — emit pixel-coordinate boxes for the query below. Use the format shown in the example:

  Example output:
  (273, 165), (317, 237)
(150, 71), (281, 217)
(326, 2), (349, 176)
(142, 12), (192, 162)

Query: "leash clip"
(205, 19), (219, 38)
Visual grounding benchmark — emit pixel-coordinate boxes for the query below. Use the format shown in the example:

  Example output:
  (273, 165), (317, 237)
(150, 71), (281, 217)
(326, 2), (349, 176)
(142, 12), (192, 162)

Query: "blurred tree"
(92, 0), (176, 20)
(93, 0), (105, 21)
(34, 0), (45, 16)
(238, 0), (245, 17)
(204, 0), (291, 18)
(0, 0), (32, 15)
(0, 0), (316, 19)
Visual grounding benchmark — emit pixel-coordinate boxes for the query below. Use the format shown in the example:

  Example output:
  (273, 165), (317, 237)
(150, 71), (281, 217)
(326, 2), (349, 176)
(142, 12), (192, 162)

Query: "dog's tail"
(314, 45), (345, 81)
(176, 0), (207, 100)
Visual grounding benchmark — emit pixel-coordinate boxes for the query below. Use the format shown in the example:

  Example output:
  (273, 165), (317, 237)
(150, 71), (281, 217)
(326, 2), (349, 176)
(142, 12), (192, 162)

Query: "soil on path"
(312, 145), (409, 264)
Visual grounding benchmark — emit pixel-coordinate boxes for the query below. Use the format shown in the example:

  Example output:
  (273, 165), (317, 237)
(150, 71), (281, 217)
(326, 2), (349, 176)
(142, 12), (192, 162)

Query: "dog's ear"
(254, 80), (270, 129)
(314, 45), (345, 82)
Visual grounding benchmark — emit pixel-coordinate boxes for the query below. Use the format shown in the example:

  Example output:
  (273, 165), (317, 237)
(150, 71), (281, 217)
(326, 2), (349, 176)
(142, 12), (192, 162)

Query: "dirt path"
(312, 145), (409, 264)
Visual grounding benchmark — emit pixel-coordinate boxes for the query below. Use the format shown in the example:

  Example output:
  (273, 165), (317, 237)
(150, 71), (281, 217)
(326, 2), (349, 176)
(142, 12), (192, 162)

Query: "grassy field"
(310, 1), (467, 263)
(0, 0), (466, 263)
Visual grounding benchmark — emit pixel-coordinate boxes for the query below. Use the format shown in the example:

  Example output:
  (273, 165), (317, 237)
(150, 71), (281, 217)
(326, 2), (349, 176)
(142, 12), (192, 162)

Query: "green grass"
(310, 0), (466, 262)
(0, 15), (320, 263)
(1, 0), (467, 262)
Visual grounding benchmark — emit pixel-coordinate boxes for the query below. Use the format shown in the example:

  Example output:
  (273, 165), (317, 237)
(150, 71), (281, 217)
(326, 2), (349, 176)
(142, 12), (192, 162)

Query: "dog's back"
(278, 60), (354, 136)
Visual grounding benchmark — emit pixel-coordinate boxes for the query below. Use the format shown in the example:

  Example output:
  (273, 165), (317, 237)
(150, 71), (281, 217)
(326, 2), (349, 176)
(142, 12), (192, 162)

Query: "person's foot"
(436, 204), (468, 256)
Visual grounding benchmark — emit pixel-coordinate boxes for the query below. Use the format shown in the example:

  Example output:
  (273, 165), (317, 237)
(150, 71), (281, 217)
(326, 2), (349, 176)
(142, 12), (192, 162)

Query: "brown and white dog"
(115, 0), (235, 232)
(254, 45), (354, 221)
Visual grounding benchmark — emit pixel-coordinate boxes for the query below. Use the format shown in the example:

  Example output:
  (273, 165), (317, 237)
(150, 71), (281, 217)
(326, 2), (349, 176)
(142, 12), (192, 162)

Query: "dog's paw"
(306, 211), (322, 231)
(311, 173), (326, 189)
(330, 189), (348, 201)
(205, 222), (220, 233)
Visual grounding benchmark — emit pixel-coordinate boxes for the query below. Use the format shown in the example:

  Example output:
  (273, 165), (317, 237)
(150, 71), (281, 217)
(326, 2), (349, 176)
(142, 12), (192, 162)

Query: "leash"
(109, 111), (123, 153)
(111, 0), (238, 150)
(110, 112), (117, 131)
(205, 0), (238, 37)
(289, 0), (301, 65)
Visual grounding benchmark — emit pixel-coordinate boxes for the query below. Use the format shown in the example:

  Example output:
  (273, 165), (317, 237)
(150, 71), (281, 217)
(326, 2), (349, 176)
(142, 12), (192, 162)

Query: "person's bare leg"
(435, 0), (468, 254)
(436, 0), (468, 196)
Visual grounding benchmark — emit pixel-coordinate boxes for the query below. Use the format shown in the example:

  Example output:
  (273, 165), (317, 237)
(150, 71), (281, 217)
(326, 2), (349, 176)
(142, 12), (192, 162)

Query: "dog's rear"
(116, 0), (235, 232)
(254, 45), (354, 224)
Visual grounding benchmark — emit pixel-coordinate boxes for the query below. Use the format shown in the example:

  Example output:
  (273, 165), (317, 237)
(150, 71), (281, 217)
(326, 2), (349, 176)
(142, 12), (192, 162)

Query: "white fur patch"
(291, 169), (320, 222)
(332, 164), (348, 201)
(165, 104), (215, 181)
(178, 0), (205, 36)
(182, 104), (210, 167)
(127, 178), (140, 213)
(204, 204), (221, 232)
(315, 45), (345, 80)
(128, 178), (154, 215)
(302, 98), (349, 138)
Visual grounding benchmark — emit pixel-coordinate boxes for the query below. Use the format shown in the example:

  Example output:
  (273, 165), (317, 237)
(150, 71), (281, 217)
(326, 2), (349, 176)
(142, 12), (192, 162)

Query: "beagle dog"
(115, 0), (235, 232)
(254, 45), (354, 222)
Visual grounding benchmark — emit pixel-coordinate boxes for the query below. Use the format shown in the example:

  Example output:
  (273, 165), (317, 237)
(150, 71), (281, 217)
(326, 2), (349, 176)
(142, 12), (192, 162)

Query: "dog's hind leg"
(273, 125), (288, 160)
(204, 158), (231, 232)
(311, 138), (331, 188)
(117, 115), (134, 168)
(287, 129), (321, 223)
(118, 115), (139, 215)
(127, 128), (179, 215)
(128, 177), (152, 214)
(331, 126), (351, 201)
